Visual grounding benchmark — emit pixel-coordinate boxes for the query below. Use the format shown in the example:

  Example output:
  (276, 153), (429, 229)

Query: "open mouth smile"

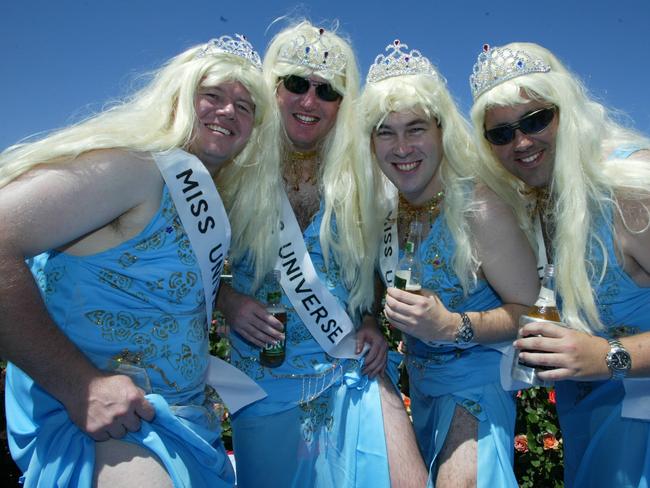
(393, 161), (421, 172)
(206, 124), (233, 136)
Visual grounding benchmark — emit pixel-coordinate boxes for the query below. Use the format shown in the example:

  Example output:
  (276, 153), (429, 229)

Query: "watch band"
(606, 338), (632, 380)
(455, 312), (474, 344)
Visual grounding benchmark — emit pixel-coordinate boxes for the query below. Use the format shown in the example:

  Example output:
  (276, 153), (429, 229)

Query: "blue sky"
(1, 0), (648, 150)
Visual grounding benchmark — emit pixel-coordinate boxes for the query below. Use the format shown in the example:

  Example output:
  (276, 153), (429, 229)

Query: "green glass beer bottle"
(259, 270), (286, 368)
(394, 221), (423, 294)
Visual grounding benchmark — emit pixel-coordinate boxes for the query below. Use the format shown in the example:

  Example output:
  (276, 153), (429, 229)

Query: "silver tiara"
(197, 34), (262, 70)
(367, 39), (439, 84)
(470, 44), (551, 100)
(277, 27), (347, 76)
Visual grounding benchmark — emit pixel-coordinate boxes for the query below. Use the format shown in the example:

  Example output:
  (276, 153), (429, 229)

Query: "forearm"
(620, 332), (650, 378)
(0, 252), (99, 403)
(459, 303), (528, 345)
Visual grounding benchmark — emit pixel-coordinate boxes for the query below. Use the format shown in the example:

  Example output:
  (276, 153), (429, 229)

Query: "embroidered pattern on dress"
(299, 389), (334, 442)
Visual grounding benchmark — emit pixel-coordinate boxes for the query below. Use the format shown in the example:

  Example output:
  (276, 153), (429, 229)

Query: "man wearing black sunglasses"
(471, 42), (650, 488)
(216, 21), (413, 487)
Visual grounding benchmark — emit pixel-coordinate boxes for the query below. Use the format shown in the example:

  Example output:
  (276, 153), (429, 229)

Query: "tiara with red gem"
(470, 44), (551, 100)
(277, 27), (347, 76)
(367, 39), (439, 84)
(197, 34), (262, 70)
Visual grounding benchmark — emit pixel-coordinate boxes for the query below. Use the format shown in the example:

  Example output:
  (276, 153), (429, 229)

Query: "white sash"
(275, 191), (360, 359)
(533, 214), (548, 279)
(622, 378), (650, 421)
(379, 205), (398, 288)
(154, 149), (266, 413)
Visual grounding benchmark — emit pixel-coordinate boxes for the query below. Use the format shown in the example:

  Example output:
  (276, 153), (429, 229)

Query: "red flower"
(547, 388), (556, 404)
(542, 433), (560, 450)
(514, 434), (529, 453)
(402, 395), (411, 409)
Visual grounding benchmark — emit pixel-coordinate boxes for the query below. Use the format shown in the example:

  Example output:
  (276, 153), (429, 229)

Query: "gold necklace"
(284, 150), (318, 191)
(520, 185), (555, 261)
(398, 191), (445, 228)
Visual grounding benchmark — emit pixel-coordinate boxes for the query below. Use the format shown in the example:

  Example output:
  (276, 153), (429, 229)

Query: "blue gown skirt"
(231, 359), (396, 488)
(6, 364), (235, 487)
(556, 379), (650, 487)
(406, 346), (517, 487)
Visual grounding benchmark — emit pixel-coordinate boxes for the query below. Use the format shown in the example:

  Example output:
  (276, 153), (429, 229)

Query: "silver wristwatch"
(455, 312), (474, 345)
(606, 339), (632, 380)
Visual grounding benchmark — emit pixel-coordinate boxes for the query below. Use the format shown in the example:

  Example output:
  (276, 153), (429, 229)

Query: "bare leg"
(94, 439), (173, 488)
(379, 375), (428, 488)
(435, 406), (478, 488)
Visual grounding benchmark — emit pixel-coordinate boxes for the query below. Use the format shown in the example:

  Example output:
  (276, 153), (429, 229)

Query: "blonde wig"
(0, 40), (271, 190)
(359, 73), (481, 292)
(228, 20), (375, 317)
(470, 42), (650, 333)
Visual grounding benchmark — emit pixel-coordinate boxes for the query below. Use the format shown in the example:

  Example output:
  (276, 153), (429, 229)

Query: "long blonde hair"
(359, 73), (480, 292)
(0, 42), (270, 190)
(471, 42), (650, 333)
(224, 20), (375, 317)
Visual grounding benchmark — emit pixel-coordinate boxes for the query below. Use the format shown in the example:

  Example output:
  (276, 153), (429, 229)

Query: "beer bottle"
(511, 264), (561, 385)
(259, 270), (286, 368)
(394, 221), (423, 294)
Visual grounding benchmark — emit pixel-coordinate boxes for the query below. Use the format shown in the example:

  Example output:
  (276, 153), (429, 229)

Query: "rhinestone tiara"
(277, 27), (347, 76)
(367, 39), (439, 84)
(197, 34), (262, 70)
(470, 44), (551, 100)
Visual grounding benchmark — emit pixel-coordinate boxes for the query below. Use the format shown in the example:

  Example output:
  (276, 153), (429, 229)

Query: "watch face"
(610, 350), (631, 371)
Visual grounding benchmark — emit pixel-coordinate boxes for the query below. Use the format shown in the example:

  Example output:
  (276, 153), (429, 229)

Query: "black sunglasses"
(484, 106), (557, 145)
(281, 75), (342, 102)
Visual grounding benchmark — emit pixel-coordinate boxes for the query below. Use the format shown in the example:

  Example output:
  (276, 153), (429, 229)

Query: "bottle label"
(534, 286), (556, 307)
(262, 339), (285, 356)
(394, 270), (410, 290)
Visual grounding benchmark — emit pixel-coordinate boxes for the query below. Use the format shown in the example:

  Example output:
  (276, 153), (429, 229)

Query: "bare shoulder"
(1, 149), (164, 256)
(470, 182), (518, 230)
(613, 191), (650, 284)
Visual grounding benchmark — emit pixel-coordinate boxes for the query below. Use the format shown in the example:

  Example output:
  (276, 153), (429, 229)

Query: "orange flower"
(547, 388), (556, 405)
(402, 394), (411, 409)
(514, 434), (529, 453)
(542, 432), (560, 450)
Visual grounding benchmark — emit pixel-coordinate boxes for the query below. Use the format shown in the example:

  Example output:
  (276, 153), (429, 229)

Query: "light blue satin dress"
(405, 208), (518, 487)
(555, 146), (650, 488)
(229, 207), (399, 488)
(5, 185), (235, 487)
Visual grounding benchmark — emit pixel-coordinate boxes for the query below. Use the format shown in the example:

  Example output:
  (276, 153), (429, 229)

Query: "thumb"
(136, 396), (156, 422)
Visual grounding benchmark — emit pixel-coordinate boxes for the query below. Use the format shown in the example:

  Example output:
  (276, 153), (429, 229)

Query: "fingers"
(519, 321), (567, 339)
(361, 342), (388, 377)
(231, 308), (285, 348)
(135, 397), (156, 422)
(386, 287), (422, 306)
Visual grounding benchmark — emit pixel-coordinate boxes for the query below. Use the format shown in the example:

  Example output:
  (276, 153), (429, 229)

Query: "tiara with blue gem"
(277, 27), (347, 76)
(470, 44), (551, 100)
(367, 39), (439, 83)
(197, 34), (262, 70)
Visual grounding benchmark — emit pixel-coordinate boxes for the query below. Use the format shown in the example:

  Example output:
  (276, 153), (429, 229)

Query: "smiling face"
(484, 98), (559, 188)
(276, 74), (341, 152)
(372, 109), (443, 205)
(188, 80), (255, 174)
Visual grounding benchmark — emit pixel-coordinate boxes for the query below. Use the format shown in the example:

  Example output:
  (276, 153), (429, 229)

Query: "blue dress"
(229, 206), (397, 488)
(404, 209), (518, 487)
(5, 185), (235, 487)
(555, 147), (650, 488)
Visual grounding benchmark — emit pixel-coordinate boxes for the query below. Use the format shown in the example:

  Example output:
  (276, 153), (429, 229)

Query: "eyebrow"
(377, 118), (430, 130)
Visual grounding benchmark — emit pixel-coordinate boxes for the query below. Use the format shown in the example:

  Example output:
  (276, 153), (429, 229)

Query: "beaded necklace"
(398, 191), (445, 229)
